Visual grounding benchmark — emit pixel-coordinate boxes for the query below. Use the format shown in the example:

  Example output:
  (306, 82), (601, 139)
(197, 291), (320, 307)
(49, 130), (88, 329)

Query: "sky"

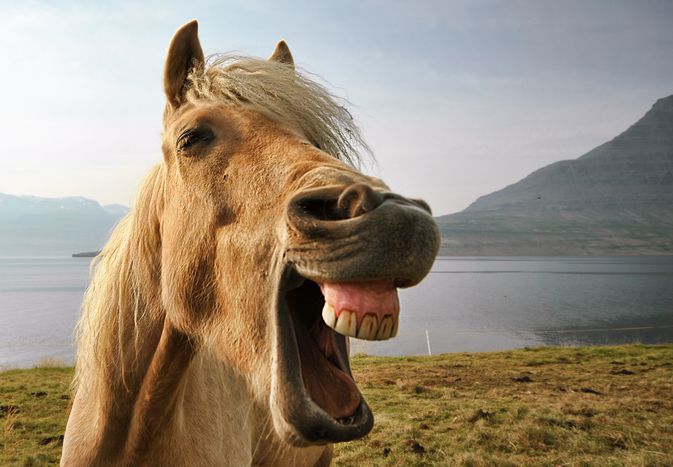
(0, 0), (672, 216)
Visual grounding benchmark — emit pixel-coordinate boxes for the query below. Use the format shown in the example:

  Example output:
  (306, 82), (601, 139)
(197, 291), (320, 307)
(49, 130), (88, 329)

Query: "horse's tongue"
(320, 281), (399, 341)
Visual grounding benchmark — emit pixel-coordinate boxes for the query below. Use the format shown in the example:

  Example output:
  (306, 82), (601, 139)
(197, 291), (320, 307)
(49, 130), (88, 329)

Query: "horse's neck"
(66, 234), (200, 462)
(73, 311), (194, 462)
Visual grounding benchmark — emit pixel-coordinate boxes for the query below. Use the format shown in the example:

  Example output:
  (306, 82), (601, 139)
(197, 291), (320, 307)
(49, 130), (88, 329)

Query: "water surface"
(0, 257), (89, 368)
(357, 256), (673, 356)
(1, 256), (672, 368)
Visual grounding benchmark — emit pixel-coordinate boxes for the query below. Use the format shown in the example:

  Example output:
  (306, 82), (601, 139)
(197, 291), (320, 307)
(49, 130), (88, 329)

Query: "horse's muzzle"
(286, 182), (440, 288)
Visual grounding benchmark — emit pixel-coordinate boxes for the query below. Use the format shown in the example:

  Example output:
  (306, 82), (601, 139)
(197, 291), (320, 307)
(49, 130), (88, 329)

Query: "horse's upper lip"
(286, 198), (440, 288)
(270, 264), (373, 445)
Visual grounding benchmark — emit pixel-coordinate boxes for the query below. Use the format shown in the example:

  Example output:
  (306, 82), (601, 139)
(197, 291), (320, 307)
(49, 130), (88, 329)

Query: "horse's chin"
(270, 266), (374, 446)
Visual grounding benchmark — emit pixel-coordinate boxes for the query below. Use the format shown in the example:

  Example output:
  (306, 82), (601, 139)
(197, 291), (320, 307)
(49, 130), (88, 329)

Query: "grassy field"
(1, 345), (672, 466)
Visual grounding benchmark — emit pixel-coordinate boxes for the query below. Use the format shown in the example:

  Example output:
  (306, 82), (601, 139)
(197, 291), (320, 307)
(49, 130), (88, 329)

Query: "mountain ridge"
(0, 193), (129, 256)
(436, 94), (673, 255)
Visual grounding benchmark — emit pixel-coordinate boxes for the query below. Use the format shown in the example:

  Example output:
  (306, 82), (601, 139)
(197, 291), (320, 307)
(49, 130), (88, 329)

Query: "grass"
(1, 365), (72, 466)
(340, 344), (673, 466)
(2, 345), (672, 466)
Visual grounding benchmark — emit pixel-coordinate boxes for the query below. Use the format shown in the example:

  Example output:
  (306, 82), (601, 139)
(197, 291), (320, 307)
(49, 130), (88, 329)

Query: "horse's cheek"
(160, 245), (218, 334)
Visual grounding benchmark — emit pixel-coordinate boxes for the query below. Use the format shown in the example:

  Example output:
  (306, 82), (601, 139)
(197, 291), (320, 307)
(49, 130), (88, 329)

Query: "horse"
(61, 20), (439, 466)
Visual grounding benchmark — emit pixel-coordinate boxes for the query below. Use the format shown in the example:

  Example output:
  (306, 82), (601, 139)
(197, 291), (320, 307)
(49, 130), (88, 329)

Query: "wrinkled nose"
(289, 183), (386, 224)
(286, 181), (439, 286)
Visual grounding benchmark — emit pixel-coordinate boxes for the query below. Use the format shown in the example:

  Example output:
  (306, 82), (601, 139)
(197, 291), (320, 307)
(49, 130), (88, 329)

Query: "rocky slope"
(436, 95), (673, 255)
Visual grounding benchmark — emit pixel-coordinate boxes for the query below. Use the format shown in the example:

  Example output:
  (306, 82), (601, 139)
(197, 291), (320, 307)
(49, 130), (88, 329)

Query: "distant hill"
(0, 194), (129, 256)
(436, 95), (673, 255)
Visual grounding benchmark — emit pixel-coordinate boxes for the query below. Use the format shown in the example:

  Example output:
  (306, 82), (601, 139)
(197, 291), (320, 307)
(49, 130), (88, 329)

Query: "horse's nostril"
(290, 183), (385, 224)
(295, 197), (342, 221)
(336, 183), (384, 219)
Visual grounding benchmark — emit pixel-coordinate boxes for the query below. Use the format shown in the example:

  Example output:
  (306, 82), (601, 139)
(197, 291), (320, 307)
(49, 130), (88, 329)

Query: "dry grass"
(338, 344), (673, 466)
(0, 367), (71, 465)
(1, 345), (671, 466)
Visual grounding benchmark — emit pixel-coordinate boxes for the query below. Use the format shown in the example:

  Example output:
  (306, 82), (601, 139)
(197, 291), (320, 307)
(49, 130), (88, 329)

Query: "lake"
(1, 256), (672, 369)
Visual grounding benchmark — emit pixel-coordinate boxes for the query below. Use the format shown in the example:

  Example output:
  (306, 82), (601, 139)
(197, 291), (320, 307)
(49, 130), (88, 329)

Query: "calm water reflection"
(356, 256), (673, 356)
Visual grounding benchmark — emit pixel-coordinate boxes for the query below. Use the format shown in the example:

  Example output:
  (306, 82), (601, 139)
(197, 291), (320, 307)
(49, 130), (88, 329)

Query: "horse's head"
(159, 21), (439, 446)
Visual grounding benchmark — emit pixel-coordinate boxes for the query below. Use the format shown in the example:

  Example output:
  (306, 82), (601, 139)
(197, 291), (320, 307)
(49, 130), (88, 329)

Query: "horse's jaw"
(270, 265), (374, 446)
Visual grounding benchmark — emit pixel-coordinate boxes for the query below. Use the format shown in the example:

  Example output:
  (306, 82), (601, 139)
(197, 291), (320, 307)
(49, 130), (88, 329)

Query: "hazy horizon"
(1, 1), (672, 216)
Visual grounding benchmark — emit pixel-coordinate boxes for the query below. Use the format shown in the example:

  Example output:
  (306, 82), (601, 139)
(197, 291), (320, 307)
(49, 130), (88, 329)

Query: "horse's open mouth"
(272, 266), (400, 444)
(287, 277), (361, 422)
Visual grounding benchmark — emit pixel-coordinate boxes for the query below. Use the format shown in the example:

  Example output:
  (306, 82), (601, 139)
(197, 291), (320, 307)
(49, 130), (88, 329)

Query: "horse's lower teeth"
(320, 303), (397, 341)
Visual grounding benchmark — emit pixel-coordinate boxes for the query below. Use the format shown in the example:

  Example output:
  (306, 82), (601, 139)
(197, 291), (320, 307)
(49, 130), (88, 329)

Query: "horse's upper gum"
(320, 281), (400, 326)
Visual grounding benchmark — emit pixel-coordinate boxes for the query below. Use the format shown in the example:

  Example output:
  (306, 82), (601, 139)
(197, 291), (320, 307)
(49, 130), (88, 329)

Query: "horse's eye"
(177, 126), (214, 155)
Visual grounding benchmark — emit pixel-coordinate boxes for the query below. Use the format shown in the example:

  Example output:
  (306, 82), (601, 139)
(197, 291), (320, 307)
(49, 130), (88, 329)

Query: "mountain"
(102, 204), (131, 217)
(436, 95), (673, 255)
(0, 193), (129, 256)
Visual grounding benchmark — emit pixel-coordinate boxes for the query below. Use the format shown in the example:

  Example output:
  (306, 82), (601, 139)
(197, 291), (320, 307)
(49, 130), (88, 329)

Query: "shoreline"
(5, 338), (673, 372)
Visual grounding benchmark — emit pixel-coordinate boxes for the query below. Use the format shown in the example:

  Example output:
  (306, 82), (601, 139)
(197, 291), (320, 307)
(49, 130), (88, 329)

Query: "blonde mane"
(73, 55), (370, 392)
(185, 55), (370, 166)
(73, 166), (164, 393)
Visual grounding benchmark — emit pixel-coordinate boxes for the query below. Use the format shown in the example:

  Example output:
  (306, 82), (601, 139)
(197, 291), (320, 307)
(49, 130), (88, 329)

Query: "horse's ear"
(268, 40), (294, 68)
(164, 20), (205, 110)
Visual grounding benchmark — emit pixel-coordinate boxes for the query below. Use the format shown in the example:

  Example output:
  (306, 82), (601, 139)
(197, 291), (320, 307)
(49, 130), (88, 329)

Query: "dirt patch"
(468, 408), (494, 423)
(513, 375), (533, 383)
(610, 369), (635, 375)
(0, 404), (20, 416)
(39, 435), (64, 446)
(405, 440), (426, 455)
